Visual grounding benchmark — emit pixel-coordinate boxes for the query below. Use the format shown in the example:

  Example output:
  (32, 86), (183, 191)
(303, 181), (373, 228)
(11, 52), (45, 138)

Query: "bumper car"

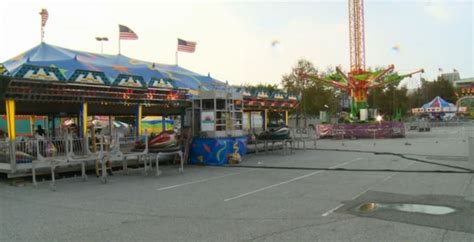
(135, 130), (179, 151)
(257, 126), (290, 140)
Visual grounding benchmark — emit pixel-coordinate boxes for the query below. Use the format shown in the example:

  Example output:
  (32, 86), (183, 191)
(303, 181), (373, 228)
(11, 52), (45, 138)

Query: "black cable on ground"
(223, 165), (473, 174)
(296, 148), (472, 172)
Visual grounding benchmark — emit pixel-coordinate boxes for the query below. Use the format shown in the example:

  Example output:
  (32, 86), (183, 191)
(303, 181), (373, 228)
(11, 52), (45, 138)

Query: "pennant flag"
(177, 38), (196, 53)
(39, 9), (48, 27)
(119, 25), (138, 40)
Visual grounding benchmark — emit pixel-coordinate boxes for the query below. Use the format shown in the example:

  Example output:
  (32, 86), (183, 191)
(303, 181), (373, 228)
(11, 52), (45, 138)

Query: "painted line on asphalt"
(321, 160), (416, 217)
(224, 158), (363, 202)
(157, 170), (255, 191)
(321, 204), (344, 217)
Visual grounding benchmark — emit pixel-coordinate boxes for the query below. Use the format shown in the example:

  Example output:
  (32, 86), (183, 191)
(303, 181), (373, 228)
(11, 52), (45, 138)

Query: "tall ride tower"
(305, 0), (423, 119)
(349, 0), (366, 74)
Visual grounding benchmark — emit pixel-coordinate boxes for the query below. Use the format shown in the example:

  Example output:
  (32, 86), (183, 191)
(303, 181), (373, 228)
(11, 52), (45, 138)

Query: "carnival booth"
(189, 88), (247, 165)
(0, 42), (226, 176)
(188, 86), (299, 165)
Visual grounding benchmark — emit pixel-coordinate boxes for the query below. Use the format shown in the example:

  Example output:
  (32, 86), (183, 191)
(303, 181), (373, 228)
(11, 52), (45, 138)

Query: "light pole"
(95, 37), (109, 54)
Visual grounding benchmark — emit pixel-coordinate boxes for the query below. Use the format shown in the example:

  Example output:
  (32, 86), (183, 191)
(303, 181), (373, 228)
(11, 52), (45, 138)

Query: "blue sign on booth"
(190, 136), (248, 166)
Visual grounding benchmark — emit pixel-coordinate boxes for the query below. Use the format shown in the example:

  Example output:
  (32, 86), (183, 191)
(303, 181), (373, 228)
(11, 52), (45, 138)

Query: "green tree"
(281, 59), (338, 119)
(407, 76), (457, 109)
(368, 83), (409, 120)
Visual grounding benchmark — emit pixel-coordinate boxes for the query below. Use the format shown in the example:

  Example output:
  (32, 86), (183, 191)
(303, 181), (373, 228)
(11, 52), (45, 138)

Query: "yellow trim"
(30, 115), (36, 136)
(82, 102), (88, 138)
(5, 99), (16, 140)
(285, 111), (289, 126)
(137, 104), (143, 136)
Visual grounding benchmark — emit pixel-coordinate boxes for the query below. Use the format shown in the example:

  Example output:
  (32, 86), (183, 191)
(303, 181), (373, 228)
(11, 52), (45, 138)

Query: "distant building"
(453, 77), (474, 88)
(440, 72), (460, 83)
(439, 71), (473, 89)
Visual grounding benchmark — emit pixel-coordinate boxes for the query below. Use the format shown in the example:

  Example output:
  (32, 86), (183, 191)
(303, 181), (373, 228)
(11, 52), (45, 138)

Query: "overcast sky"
(0, 0), (472, 88)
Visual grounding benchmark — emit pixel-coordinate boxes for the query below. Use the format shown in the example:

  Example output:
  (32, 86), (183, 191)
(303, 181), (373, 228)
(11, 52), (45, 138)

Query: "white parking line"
(321, 204), (344, 217)
(321, 160), (416, 217)
(224, 158), (363, 202)
(157, 170), (254, 191)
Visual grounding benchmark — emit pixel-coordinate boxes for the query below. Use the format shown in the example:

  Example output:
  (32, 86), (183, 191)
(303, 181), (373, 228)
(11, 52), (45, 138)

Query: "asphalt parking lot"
(1, 126), (473, 241)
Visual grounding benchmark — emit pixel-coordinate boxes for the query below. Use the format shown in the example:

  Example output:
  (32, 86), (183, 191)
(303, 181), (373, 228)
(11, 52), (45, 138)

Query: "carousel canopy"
(1, 42), (224, 90)
(412, 96), (458, 114)
(422, 96), (455, 109)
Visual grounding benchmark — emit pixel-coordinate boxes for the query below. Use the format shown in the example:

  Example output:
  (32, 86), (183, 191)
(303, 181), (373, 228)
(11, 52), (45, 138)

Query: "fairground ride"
(302, 0), (424, 119)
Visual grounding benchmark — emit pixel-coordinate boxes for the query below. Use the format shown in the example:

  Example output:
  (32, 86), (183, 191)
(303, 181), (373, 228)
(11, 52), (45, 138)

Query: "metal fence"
(427, 120), (474, 128)
(289, 127), (318, 149)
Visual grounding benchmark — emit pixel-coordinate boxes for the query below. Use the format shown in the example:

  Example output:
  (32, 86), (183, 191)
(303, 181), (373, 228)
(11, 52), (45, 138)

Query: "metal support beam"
(30, 115), (36, 136)
(285, 111), (289, 126)
(136, 104), (142, 137)
(247, 111), (251, 130)
(263, 109), (268, 130)
(108, 115), (113, 135)
(5, 99), (16, 140)
(80, 102), (88, 138)
(162, 114), (166, 132)
(180, 108), (185, 131)
(5, 99), (16, 173)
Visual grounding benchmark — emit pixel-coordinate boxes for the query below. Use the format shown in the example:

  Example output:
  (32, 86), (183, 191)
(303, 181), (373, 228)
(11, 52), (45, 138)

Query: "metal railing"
(290, 127), (318, 150)
(0, 129), (193, 190)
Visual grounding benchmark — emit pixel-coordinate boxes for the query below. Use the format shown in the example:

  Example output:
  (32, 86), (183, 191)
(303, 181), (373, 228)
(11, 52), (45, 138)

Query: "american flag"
(177, 38), (196, 53)
(119, 25), (138, 40)
(39, 9), (48, 27)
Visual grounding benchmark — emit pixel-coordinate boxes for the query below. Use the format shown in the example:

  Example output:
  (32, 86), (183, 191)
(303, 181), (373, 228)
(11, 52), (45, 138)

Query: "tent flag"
(39, 9), (48, 27)
(119, 25), (138, 40)
(39, 9), (49, 42)
(177, 39), (196, 53)
(118, 24), (138, 54)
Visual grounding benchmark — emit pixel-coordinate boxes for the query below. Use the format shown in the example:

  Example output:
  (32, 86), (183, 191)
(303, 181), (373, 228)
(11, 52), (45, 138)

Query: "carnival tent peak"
(422, 96), (455, 109)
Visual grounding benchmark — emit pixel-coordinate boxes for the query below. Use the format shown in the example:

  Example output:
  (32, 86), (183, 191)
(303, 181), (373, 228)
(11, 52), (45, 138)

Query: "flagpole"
(175, 51), (178, 66)
(40, 11), (44, 43)
(118, 34), (121, 55)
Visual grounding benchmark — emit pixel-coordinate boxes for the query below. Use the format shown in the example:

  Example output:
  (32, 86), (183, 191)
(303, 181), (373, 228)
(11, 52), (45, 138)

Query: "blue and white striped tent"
(1, 42), (225, 91)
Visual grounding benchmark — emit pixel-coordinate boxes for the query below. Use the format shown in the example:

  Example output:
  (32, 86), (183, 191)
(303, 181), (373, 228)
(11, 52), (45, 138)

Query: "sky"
(0, 0), (472, 89)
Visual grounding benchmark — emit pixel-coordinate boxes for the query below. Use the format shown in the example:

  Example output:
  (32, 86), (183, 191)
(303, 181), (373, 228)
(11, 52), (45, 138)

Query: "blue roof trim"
(149, 77), (176, 89)
(113, 74), (147, 88)
(68, 70), (111, 85)
(0, 64), (8, 76)
(13, 64), (66, 81)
